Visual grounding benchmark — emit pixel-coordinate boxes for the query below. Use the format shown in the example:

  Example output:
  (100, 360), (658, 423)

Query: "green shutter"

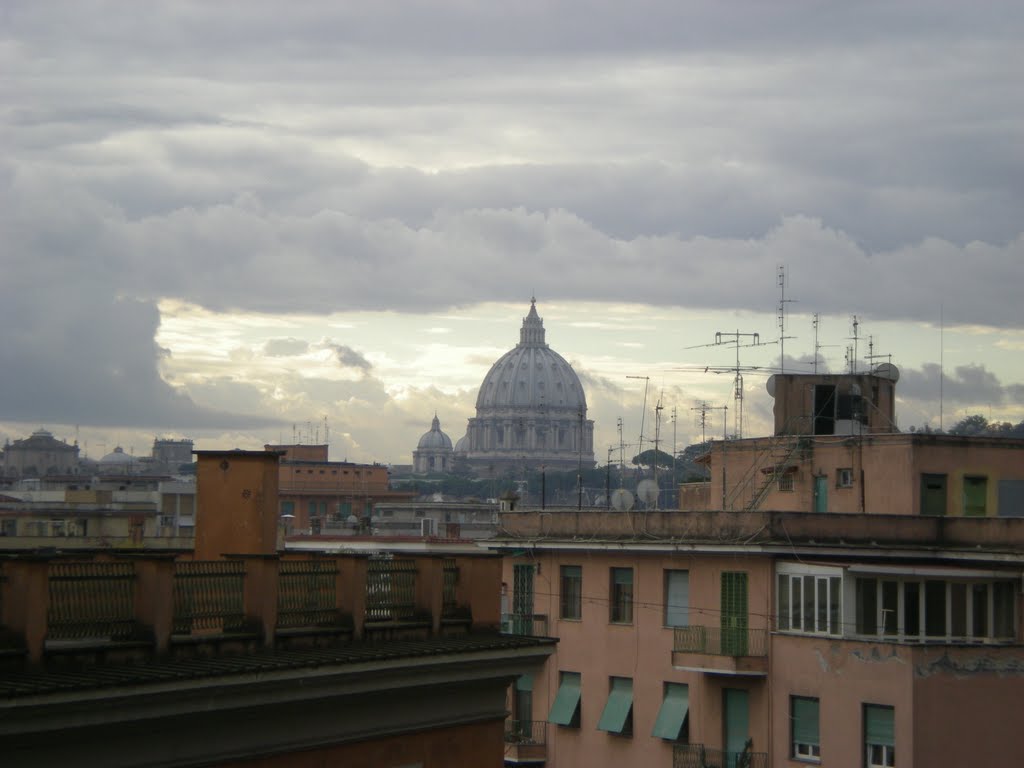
(548, 672), (581, 726)
(792, 697), (820, 746)
(597, 677), (634, 733)
(652, 683), (689, 740)
(613, 568), (633, 585)
(516, 674), (533, 692)
(865, 705), (894, 746)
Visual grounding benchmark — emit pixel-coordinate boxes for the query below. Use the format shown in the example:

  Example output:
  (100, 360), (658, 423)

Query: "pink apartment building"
(491, 371), (1024, 768)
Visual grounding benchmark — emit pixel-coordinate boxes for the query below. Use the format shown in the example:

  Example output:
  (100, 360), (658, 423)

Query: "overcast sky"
(2, 1), (1022, 465)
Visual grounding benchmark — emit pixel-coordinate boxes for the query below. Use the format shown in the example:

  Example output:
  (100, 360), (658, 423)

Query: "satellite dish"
(766, 374), (777, 397)
(874, 362), (900, 382)
(610, 488), (635, 511)
(637, 479), (659, 505)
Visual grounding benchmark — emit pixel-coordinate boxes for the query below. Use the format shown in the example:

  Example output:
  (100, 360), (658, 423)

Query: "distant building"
(2, 428), (79, 478)
(457, 299), (595, 477)
(413, 413), (454, 473)
(151, 438), (194, 469)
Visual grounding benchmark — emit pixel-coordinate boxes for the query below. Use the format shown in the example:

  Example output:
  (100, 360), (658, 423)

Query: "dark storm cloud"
(3, 1), (1023, 429)
(898, 364), (1014, 406)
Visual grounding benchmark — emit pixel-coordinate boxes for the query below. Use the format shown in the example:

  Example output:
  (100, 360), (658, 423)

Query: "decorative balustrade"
(172, 560), (247, 635)
(673, 626), (768, 657)
(277, 559), (341, 629)
(442, 558), (459, 618)
(673, 744), (768, 768)
(47, 561), (137, 642)
(365, 557), (418, 622)
(502, 613), (549, 637)
(504, 719), (546, 745)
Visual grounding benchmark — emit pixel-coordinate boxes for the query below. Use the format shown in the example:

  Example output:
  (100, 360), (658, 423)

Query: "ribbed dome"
(475, 299), (587, 413)
(417, 414), (453, 450)
(453, 434), (468, 453)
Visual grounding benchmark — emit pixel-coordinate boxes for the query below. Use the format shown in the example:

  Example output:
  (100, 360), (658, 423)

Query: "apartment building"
(490, 371), (1024, 768)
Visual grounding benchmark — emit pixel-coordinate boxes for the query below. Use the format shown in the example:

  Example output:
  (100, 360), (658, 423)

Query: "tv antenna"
(686, 331), (769, 439)
(691, 401), (729, 444)
(777, 265), (797, 373)
(625, 375), (650, 458)
(846, 315), (861, 374)
(864, 335), (892, 371)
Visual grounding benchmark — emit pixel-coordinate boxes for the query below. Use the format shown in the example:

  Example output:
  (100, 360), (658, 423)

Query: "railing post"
(241, 555), (279, 648)
(415, 556), (443, 634)
(337, 555), (367, 640)
(3, 558), (50, 663)
(134, 556), (175, 654)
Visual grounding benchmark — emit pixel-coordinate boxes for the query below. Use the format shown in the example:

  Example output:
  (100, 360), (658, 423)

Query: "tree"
(631, 448), (674, 469)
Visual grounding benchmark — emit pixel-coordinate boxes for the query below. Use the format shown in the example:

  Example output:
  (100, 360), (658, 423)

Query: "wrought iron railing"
(47, 561), (137, 641)
(674, 744), (768, 768)
(442, 558), (459, 618)
(172, 560), (247, 635)
(673, 626), (768, 657)
(502, 613), (549, 637)
(277, 559), (341, 629)
(504, 719), (546, 745)
(365, 557), (417, 622)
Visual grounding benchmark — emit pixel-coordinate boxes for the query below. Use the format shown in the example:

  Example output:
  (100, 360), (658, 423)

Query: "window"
(778, 473), (795, 492)
(864, 705), (894, 767)
(514, 674), (533, 726)
(610, 568), (634, 623)
(854, 576), (1016, 642)
(777, 568), (842, 635)
(791, 696), (821, 762)
(664, 570), (689, 627)
(548, 671), (581, 728)
(837, 468), (854, 488)
(560, 565), (582, 620)
(597, 677), (633, 736)
(963, 476), (987, 516)
(652, 682), (688, 741)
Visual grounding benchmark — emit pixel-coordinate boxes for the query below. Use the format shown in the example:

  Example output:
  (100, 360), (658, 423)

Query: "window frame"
(609, 567), (634, 624)
(597, 676), (634, 737)
(791, 695), (821, 763)
(837, 467), (854, 488)
(664, 569), (690, 628)
(864, 704), (895, 768)
(777, 565), (843, 636)
(778, 472), (795, 492)
(560, 565), (583, 620)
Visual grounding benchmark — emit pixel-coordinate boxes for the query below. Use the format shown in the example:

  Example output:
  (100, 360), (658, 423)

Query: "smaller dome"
(100, 446), (134, 464)
(454, 434), (468, 454)
(417, 414), (453, 450)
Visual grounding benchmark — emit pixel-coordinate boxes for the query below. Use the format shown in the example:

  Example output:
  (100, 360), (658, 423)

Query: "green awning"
(865, 705), (894, 746)
(652, 683), (689, 740)
(597, 677), (633, 734)
(548, 672), (581, 726)
(516, 674), (533, 692)
(792, 697), (820, 746)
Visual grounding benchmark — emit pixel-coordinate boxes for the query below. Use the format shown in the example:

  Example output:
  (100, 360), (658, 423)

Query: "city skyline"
(2, 2), (1022, 465)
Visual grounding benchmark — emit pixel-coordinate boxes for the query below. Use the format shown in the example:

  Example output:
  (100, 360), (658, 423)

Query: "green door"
(724, 688), (750, 768)
(814, 476), (828, 513)
(921, 473), (947, 516)
(721, 572), (748, 656)
(513, 564), (534, 634)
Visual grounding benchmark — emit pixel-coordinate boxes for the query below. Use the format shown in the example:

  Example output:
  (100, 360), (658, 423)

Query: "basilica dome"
(461, 299), (594, 477)
(475, 302), (587, 413)
(413, 414), (453, 474)
(417, 414), (453, 450)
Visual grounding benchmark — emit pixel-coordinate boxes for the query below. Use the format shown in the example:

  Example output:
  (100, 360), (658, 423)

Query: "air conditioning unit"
(421, 517), (437, 537)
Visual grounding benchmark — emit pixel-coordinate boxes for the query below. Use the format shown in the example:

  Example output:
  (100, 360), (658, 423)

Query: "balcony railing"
(365, 557), (417, 622)
(277, 559), (342, 629)
(673, 626), (768, 657)
(674, 744), (768, 768)
(442, 558), (459, 618)
(172, 560), (247, 635)
(504, 719), (546, 745)
(502, 613), (549, 637)
(48, 561), (138, 642)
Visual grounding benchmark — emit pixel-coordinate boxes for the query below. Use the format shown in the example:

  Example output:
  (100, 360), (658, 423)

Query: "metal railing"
(48, 561), (137, 641)
(504, 719), (546, 745)
(502, 613), (549, 637)
(172, 560), (246, 635)
(674, 744), (768, 768)
(277, 559), (341, 629)
(365, 557), (417, 622)
(442, 558), (459, 618)
(673, 625), (768, 657)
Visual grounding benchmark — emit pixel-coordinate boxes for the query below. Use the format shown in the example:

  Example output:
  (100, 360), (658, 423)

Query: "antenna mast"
(626, 375), (650, 459)
(777, 265), (797, 373)
(695, 331), (765, 439)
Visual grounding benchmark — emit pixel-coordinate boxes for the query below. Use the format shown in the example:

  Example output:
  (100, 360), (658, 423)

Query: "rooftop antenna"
(939, 303), (945, 431)
(864, 335), (892, 371)
(652, 394), (664, 509)
(617, 416), (625, 486)
(848, 316), (861, 374)
(686, 331), (767, 439)
(777, 265), (797, 373)
(626, 375), (650, 459)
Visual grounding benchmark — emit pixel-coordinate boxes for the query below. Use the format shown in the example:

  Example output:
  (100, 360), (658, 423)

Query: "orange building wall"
(507, 550), (773, 767)
(194, 451), (281, 559)
(220, 719), (504, 768)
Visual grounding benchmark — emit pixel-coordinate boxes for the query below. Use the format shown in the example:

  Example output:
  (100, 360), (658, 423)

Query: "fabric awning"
(548, 672), (581, 726)
(651, 683), (689, 740)
(597, 677), (633, 734)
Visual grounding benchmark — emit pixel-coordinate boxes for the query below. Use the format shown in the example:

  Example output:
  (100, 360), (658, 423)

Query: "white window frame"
(837, 468), (854, 488)
(777, 563), (843, 636)
(867, 743), (895, 768)
(795, 742), (821, 761)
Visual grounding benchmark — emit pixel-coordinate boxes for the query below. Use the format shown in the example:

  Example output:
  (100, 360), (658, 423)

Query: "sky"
(2, 1), (1023, 465)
